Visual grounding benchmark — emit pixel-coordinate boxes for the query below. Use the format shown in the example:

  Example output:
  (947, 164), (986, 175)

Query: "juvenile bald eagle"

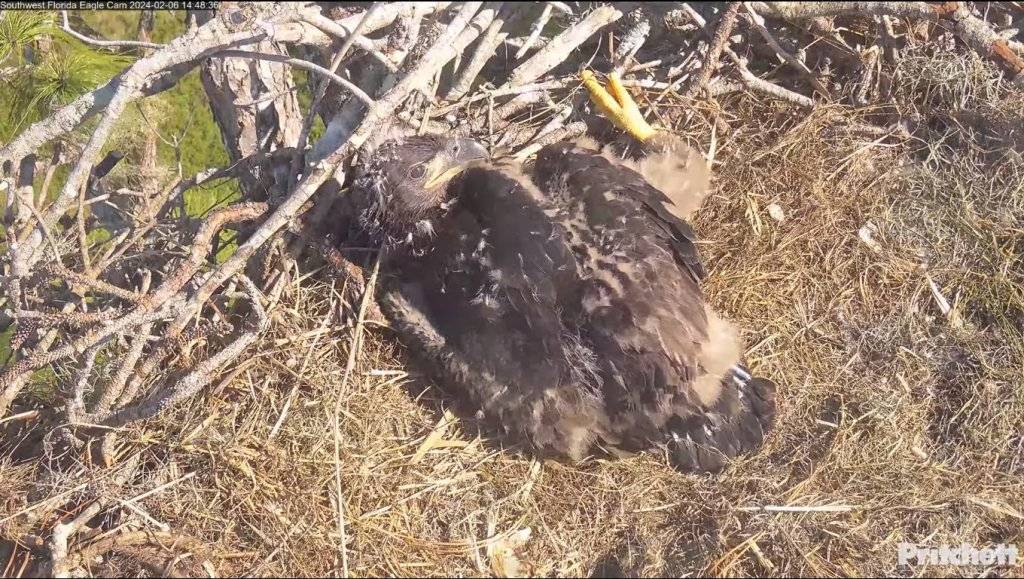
(347, 72), (776, 473)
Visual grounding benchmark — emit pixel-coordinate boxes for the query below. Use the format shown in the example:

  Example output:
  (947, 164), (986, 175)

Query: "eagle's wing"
(377, 166), (609, 459)
(532, 141), (775, 472)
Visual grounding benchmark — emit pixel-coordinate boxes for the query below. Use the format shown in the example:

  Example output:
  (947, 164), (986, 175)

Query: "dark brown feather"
(357, 136), (776, 472)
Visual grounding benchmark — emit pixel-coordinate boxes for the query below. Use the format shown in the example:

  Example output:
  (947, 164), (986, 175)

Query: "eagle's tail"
(665, 364), (776, 473)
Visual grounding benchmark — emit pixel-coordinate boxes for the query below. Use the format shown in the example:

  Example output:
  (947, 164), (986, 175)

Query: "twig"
(678, 2), (708, 27)
(516, 3), (555, 60)
(67, 529), (212, 574)
(215, 50), (375, 107)
(40, 264), (141, 303)
(49, 500), (110, 577)
(750, 1), (1022, 78)
(0, 203), (267, 416)
(47, 457), (141, 577)
(946, 3), (1024, 79)
(0, 62), (193, 178)
(100, 275), (268, 427)
(12, 309), (123, 326)
(22, 197), (62, 265)
(92, 323), (151, 415)
(738, 504), (860, 513)
(289, 2), (452, 52)
(437, 78), (570, 115)
(306, 2), (484, 162)
(743, 2), (832, 98)
(76, 182), (93, 275)
(282, 3), (385, 257)
(61, 11), (164, 50)
(0, 409), (40, 426)
(448, 8), (510, 100)
(726, 47), (815, 107)
(613, 8), (652, 73)
(749, 2), (959, 20)
(684, 2), (743, 98)
(506, 5), (623, 88)
(8, 7), (286, 273)
(67, 342), (103, 422)
(513, 120), (587, 159)
(297, 11), (398, 72)
(332, 255), (380, 578)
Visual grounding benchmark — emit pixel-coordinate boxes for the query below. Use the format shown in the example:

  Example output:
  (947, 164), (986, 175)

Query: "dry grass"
(4, 45), (1024, 577)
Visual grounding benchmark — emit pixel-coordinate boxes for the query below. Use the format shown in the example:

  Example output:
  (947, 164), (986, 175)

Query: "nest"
(2, 3), (1023, 576)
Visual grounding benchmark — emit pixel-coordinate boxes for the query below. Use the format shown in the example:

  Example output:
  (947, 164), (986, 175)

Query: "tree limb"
(684, 2), (742, 98)
(506, 5), (624, 88)
(215, 49), (375, 106)
(61, 10), (164, 50)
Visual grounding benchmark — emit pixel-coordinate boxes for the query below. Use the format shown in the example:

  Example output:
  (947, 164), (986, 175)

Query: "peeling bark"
(191, 4), (303, 201)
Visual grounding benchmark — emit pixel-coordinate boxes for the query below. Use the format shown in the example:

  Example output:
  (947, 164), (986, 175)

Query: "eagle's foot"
(581, 70), (657, 143)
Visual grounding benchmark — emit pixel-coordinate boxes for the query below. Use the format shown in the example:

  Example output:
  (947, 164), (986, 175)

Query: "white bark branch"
(216, 49), (375, 106)
(61, 11), (164, 50)
(506, 5), (624, 88)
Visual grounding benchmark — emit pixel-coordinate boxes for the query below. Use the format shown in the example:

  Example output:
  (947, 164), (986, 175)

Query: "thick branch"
(506, 5), (623, 88)
(749, 2), (959, 20)
(448, 8), (509, 99)
(684, 2), (742, 98)
(215, 49), (375, 106)
(750, 1), (1022, 78)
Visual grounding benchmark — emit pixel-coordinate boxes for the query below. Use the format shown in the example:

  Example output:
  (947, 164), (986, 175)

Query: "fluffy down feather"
(356, 135), (776, 473)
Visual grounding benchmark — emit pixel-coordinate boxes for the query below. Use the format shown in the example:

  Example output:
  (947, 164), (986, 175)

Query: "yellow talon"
(581, 70), (658, 142)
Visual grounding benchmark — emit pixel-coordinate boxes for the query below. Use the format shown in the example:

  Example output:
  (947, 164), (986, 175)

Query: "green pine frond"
(0, 11), (52, 64)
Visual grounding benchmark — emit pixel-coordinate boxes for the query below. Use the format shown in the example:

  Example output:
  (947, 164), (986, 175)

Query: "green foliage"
(1, 10), (327, 268)
(0, 11), (130, 141)
(0, 324), (13, 367)
(0, 10), (50, 63)
(6, 47), (129, 138)
(78, 10), (239, 216)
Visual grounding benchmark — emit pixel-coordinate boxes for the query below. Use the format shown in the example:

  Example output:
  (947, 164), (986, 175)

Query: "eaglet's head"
(353, 134), (488, 244)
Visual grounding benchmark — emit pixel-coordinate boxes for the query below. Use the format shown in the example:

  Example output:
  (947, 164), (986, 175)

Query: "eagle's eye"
(409, 165), (426, 180)
(450, 142), (461, 156)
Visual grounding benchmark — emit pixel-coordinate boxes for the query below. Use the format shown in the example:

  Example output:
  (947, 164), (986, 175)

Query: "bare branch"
(308, 2), (486, 162)
(40, 264), (142, 302)
(215, 49), (375, 106)
(726, 48), (815, 107)
(750, 1), (1022, 78)
(298, 11), (398, 71)
(748, 2), (959, 20)
(517, 3), (555, 60)
(743, 2), (832, 98)
(92, 323), (152, 416)
(0, 202), (267, 417)
(10, 5), (293, 275)
(288, 2), (385, 196)
(101, 274), (268, 428)
(448, 8), (510, 100)
(61, 11), (164, 50)
(506, 5), (624, 88)
(684, 2), (742, 98)
(613, 8), (652, 73)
